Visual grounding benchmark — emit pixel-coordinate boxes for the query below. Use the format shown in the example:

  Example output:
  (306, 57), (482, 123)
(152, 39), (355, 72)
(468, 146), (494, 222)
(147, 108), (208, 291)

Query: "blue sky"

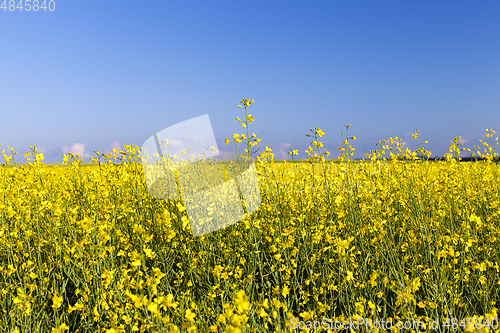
(1, 0), (499, 162)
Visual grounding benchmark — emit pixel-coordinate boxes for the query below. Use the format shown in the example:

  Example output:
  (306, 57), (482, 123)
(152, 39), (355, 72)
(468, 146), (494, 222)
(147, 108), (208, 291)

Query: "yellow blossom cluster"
(0, 102), (499, 332)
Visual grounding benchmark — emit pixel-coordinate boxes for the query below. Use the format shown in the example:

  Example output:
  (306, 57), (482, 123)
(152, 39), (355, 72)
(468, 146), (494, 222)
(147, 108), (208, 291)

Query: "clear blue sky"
(1, 0), (499, 162)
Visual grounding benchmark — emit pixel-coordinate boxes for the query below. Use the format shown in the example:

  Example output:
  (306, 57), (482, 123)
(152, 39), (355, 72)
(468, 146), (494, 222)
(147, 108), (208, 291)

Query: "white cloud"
(190, 136), (206, 142)
(276, 143), (292, 159)
(61, 143), (90, 158)
(458, 138), (468, 144)
(111, 141), (121, 150)
(170, 139), (184, 147)
(103, 142), (123, 154)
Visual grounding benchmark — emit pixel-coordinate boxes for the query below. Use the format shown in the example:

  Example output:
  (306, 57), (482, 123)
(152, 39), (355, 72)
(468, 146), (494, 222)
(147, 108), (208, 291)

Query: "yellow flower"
(129, 250), (141, 267)
(68, 302), (84, 313)
(126, 291), (143, 308)
(282, 285), (290, 297)
(239, 98), (254, 107)
(225, 137), (230, 145)
(300, 311), (314, 321)
(143, 246), (155, 259)
(147, 302), (160, 315)
(478, 262), (487, 272)
(164, 294), (178, 308)
(257, 308), (268, 317)
(355, 302), (364, 313)
(51, 323), (69, 333)
(185, 308), (196, 322)
(234, 290), (251, 312)
(52, 294), (63, 309)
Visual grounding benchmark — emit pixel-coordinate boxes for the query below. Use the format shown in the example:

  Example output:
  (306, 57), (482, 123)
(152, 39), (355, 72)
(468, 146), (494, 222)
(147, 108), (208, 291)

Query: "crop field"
(1, 105), (499, 332)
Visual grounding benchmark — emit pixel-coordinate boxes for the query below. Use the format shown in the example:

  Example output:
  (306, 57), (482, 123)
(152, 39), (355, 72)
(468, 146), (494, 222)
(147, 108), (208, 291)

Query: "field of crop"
(1, 101), (499, 332)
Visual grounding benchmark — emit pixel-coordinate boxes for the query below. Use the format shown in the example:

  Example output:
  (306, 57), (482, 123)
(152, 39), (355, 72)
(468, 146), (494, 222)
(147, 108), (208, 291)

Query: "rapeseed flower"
(0, 99), (498, 331)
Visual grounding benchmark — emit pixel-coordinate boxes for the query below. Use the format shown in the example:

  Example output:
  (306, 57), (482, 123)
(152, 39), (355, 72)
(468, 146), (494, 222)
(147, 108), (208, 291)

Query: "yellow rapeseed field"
(0, 99), (499, 332)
